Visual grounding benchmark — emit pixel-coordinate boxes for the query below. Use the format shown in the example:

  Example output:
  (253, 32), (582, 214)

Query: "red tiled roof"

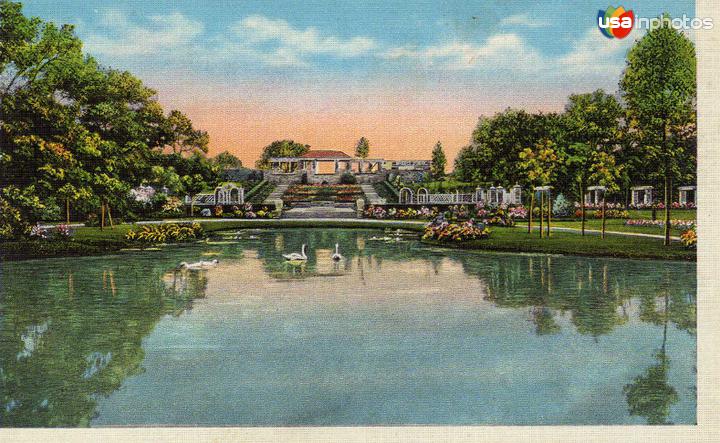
(300, 150), (352, 159)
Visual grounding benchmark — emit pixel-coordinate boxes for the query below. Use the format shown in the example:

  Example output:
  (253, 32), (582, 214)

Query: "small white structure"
(585, 186), (607, 205)
(214, 183), (244, 205)
(185, 183), (244, 207)
(678, 185), (696, 205)
(399, 187), (414, 204)
(475, 184), (523, 205)
(397, 184), (522, 205)
(630, 186), (654, 206)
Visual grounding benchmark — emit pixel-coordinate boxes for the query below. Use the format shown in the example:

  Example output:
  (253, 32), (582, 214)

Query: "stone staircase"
(271, 183), (388, 219)
(283, 206), (358, 219)
(360, 184), (385, 205)
(263, 184), (288, 205)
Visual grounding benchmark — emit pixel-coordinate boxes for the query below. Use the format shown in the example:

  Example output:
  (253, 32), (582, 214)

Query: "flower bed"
(283, 184), (364, 203)
(199, 203), (278, 219)
(629, 202), (696, 210)
(364, 203), (522, 227)
(573, 208), (630, 219)
(422, 220), (490, 242)
(364, 205), (436, 220)
(29, 223), (73, 240)
(624, 219), (696, 230)
(125, 222), (204, 243)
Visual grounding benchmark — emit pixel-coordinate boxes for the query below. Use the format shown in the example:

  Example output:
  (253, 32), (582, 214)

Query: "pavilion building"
(267, 150), (387, 184)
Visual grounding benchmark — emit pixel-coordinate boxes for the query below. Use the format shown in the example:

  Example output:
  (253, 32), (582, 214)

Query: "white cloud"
(85, 10), (203, 56)
(231, 15), (376, 58)
(381, 26), (637, 86)
(381, 33), (544, 72)
(500, 13), (551, 28)
(558, 28), (638, 77)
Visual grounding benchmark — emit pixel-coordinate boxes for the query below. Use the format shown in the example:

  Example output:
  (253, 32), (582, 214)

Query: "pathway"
(523, 225), (681, 241)
(360, 184), (385, 205)
(262, 184), (288, 205)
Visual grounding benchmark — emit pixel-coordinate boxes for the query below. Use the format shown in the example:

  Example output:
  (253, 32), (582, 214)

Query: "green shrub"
(0, 196), (29, 239)
(125, 222), (204, 243)
(340, 172), (357, 184)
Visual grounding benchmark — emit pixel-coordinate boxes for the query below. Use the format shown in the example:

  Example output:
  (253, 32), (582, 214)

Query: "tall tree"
(430, 141), (446, 180)
(160, 110), (209, 155)
(0, 2), (215, 228)
(355, 137), (370, 159)
(620, 16), (696, 246)
(588, 151), (623, 239)
(255, 140), (310, 170)
(454, 110), (564, 186)
(518, 139), (563, 237)
(563, 90), (623, 235)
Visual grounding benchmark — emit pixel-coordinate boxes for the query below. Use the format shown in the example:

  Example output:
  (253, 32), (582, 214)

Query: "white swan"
(179, 259), (219, 270)
(283, 244), (307, 261)
(331, 243), (343, 261)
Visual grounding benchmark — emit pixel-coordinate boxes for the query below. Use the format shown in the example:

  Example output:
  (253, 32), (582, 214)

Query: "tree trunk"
(528, 192), (534, 234)
(662, 118), (671, 247)
(539, 192), (544, 238)
(664, 175), (671, 246)
(100, 203), (105, 230)
(547, 192), (551, 237)
(107, 203), (114, 229)
(66, 198), (70, 224)
(580, 182), (586, 236)
(601, 194), (607, 240)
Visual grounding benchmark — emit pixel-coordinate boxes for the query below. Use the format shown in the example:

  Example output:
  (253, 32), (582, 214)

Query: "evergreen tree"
(430, 141), (446, 179)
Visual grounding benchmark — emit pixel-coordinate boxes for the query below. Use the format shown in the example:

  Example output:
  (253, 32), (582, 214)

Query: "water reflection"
(0, 254), (207, 427)
(0, 229), (696, 426)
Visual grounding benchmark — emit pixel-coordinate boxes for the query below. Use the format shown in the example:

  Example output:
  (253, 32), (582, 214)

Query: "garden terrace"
(281, 184), (365, 205)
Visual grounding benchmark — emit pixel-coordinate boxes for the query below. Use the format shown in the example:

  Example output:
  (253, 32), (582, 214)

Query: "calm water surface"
(0, 229), (696, 426)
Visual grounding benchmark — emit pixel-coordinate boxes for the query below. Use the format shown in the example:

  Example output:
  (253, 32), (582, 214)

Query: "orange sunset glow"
(155, 80), (566, 167)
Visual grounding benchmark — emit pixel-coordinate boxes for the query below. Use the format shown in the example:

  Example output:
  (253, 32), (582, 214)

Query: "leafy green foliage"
(212, 151), (243, 169)
(255, 140), (310, 169)
(0, 2), (219, 230)
(339, 171), (357, 184)
(125, 222), (204, 243)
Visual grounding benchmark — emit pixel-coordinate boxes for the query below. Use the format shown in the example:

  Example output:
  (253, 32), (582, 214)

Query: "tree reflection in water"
(623, 270), (696, 425)
(0, 255), (208, 427)
(0, 229), (696, 426)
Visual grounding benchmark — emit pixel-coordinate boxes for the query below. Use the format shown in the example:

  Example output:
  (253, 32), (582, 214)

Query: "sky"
(26, 0), (696, 167)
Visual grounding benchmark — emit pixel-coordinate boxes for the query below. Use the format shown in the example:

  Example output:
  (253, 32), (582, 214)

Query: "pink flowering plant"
(624, 219), (696, 230)
(422, 219), (490, 242)
(29, 223), (49, 239)
(55, 224), (72, 238)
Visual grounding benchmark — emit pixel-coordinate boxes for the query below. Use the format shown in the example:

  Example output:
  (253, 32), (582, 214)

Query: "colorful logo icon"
(597, 6), (635, 39)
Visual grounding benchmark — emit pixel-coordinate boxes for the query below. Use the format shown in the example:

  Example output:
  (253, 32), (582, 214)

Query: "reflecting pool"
(0, 229), (696, 426)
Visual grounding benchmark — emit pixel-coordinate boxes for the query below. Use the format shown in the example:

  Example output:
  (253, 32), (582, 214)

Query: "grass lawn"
(626, 209), (696, 220)
(2, 219), (694, 261)
(424, 226), (695, 261)
(548, 219), (688, 236)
